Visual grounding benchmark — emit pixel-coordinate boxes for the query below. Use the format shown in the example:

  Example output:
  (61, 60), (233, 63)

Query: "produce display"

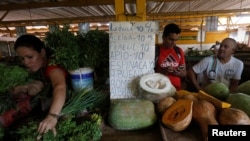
(1, 63), (250, 141)
(156, 81), (250, 141)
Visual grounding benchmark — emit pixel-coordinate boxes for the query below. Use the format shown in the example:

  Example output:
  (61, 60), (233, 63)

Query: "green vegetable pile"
(15, 113), (103, 141)
(61, 88), (108, 116)
(0, 88), (108, 140)
(0, 63), (33, 113)
(0, 63), (32, 94)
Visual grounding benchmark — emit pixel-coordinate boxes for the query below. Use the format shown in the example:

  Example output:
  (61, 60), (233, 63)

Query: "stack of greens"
(44, 25), (81, 71)
(0, 63), (33, 113)
(12, 88), (108, 141)
(0, 63), (32, 94)
(61, 88), (108, 116)
(15, 113), (103, 141)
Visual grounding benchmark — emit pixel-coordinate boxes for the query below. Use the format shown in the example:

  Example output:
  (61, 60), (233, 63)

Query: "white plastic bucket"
(70, 67), (94, 91)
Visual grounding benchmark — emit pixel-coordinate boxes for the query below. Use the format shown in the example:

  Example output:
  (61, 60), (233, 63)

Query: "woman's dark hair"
(162, 23), (181, 37)
(14, 34), (45, 53)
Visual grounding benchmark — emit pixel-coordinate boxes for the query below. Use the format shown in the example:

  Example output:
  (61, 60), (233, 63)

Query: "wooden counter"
(160, 121), (203, 141)
(101, 120), (203, 141)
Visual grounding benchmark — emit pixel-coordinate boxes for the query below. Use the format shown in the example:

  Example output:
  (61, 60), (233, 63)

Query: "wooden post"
(115, 0), (126, 21)
(136, 0), (146, 21)
(115, 0), (146, 21)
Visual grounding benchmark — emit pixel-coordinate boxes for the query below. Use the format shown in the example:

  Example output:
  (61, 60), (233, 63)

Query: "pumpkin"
(156, 96), (176, 115)
(192, 100), (218, 141)
(218, 108), (250, 125)
(198, 90), (231, 108)
(161, 99), (193, 131)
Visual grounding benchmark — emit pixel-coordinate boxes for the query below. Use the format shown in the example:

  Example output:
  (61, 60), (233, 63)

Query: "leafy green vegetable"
(15, 113), (103, 141)
(61, 88), (107, 116)
(44, 25), (82, 71)
(0, 63), (32, 94)
(76, 29), (109, 86)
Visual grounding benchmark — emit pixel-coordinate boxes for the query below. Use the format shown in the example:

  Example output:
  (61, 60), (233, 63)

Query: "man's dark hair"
(162, 23), (181, 37)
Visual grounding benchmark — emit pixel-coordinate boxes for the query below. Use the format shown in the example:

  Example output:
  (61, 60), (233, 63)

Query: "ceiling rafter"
(0, 0), (250, 36)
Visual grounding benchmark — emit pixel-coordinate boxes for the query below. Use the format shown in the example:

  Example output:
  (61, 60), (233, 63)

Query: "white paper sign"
(109, 21), (158, 99)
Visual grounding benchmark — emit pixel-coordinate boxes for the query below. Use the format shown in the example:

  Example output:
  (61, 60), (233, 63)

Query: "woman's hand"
(37, 114), (58, 139)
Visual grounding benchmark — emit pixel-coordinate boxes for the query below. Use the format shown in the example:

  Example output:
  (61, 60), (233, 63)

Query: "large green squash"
(108, 99), (157, 130)
(203, 82), (229, 100)
(226, 93), (250, 117)
(236, 80), (250, 95)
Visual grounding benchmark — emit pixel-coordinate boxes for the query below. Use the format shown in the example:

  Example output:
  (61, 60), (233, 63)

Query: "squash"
(198, 90), (231, 108)
(179, 93), (199, 102)
(108, 99), (157, 130)
(192, 100), (218, 141)
(218, 108), (250, 125)
(175, 89), (198, 99)
(161, 99), (193, 131)
(139, 73), (175, 102)
(156, 96), (176, 115)
(226, 93), (250, 117)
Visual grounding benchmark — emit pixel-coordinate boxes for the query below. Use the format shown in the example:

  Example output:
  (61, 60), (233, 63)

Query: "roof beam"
(0, 0), (198, 11)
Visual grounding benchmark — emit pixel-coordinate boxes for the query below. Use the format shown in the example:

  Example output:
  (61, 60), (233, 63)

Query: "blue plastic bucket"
(70, 67), (94, 91)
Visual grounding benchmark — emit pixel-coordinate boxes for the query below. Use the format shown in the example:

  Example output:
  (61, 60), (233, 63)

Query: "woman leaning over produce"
(14, 34), (70, 135)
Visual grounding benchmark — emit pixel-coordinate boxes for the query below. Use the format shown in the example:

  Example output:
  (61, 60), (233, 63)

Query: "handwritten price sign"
(109, 21), (158, 99)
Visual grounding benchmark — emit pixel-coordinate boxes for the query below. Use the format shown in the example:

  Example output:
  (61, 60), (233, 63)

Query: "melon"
(203, 82), (229, 100)
(226, 93), (250, 117)
(108, 99), (157, 130)
(236, 80), (250, 95)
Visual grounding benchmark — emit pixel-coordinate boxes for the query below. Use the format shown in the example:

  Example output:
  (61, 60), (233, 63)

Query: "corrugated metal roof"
(0, 0), (250, 36)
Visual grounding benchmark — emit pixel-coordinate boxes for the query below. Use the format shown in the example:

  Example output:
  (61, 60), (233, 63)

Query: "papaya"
(226, 93), (250, 117)
(108, 99), (157, 130)
(198, 90), (231, 108)
(203, 82), (229, 100)
(236, 80), (250, 95)
(161, 99), (193, 131)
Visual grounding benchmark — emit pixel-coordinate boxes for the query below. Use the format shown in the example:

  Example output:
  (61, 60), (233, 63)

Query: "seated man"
(187, 38), (243, 93)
